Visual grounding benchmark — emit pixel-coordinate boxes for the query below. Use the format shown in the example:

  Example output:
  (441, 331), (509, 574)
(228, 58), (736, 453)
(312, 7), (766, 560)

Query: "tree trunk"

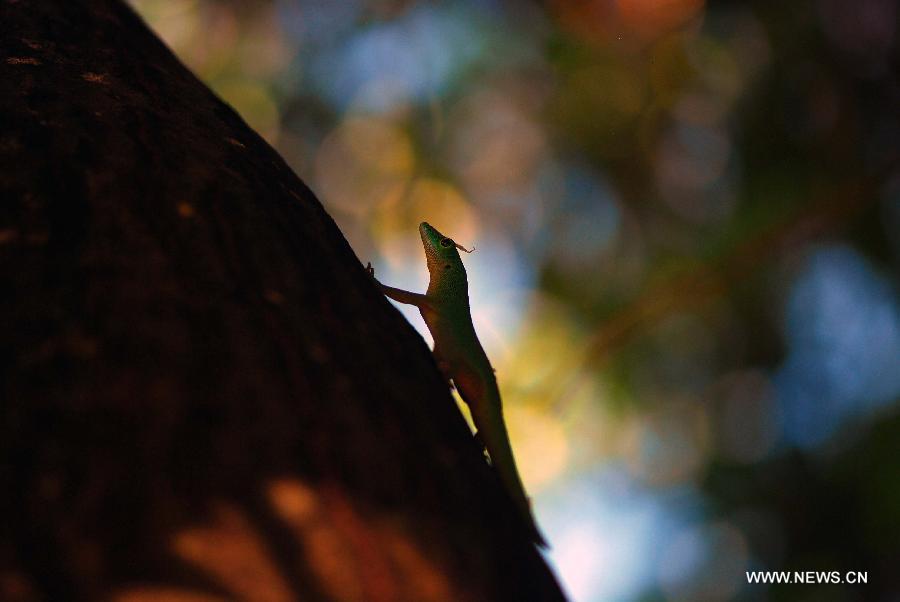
(0, 2), (566, 600)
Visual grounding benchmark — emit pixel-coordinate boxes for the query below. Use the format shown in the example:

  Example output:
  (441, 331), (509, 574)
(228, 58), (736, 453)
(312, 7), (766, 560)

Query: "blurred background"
(128, 0), (899, 600)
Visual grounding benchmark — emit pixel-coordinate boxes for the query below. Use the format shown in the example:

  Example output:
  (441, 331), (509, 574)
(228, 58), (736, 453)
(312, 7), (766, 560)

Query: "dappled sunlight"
(269, 480), (366, 602)
(120, 481), (463, 602)
(381, 531), (455, 602)
(268, 479), (457, 602)
(171, 502), (294, 602)
(113, 589), (227, 602)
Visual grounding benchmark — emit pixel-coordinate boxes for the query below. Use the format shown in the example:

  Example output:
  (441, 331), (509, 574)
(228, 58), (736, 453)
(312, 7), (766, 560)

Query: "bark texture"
(0, 2), (566, 600)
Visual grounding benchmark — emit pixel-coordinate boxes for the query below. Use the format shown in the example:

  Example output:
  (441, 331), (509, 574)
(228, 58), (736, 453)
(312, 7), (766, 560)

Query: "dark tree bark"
(0, 2), (566, 600)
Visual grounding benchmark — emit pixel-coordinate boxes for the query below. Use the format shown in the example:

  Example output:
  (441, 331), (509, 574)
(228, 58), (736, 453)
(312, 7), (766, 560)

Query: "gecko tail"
(526, 497), (550, 549)
(492, 471), (549, 548)
(534, 529), (550, 549)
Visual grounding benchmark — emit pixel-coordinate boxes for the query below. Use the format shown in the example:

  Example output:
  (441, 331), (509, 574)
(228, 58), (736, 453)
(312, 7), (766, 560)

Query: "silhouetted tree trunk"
(0, 2), (566, 600)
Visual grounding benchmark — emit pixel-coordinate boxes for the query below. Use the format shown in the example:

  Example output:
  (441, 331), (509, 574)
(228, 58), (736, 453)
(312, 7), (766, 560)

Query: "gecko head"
(419, 222), (472, 275)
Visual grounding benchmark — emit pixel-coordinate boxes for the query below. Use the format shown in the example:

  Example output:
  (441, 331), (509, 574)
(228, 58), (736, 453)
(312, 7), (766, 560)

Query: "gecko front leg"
(366, 262), (432, 309)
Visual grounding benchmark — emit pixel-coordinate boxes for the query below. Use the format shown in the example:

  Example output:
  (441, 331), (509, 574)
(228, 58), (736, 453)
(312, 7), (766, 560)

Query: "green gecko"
(367, 222), (547, 547)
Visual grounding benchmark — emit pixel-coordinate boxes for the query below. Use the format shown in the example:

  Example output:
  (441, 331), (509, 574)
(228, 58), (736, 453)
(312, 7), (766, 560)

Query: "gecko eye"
(444, 264), (452, 269)
(439, 238), (453, 248)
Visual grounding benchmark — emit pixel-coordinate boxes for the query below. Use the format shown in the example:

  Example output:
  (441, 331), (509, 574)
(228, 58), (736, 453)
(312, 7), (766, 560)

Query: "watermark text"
(747, 571), (867, 585)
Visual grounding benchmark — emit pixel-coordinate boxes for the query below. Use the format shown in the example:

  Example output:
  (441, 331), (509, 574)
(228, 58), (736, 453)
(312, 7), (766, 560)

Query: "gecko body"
(368, 222), (546, 547)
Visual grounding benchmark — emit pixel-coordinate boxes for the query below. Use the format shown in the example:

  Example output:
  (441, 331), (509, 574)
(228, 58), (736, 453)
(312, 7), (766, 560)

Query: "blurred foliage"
(130, 0), (899, 600)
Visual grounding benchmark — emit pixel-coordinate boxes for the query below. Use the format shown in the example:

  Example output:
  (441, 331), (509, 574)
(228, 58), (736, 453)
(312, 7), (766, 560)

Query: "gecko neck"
(426, 269), (469, 307)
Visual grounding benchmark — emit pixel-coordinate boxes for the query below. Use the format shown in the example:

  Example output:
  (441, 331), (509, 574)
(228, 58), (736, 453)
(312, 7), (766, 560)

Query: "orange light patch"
(82, 72), (109, 84)
(176, 202), (195, 218)
(6, 57), (41, 65)
(112, 587), (228, 602)
(617, 0), (705, 38)
(171, 502), (293, 602)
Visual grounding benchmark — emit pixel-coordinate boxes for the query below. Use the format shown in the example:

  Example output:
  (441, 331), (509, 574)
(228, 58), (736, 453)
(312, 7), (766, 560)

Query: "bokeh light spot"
(211, 79), (280, 143)
(658, 520), (749, 600)
(617, 0), (706, 39)
(776, 245), (900, 449)
(448, 89), (547, 197)
(714, 370), (781, 464)
(623, 400), (710, 486)
(507, 405), (569, 489)
(172, 503), (293, 602)
(314, 116), (413, 217)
